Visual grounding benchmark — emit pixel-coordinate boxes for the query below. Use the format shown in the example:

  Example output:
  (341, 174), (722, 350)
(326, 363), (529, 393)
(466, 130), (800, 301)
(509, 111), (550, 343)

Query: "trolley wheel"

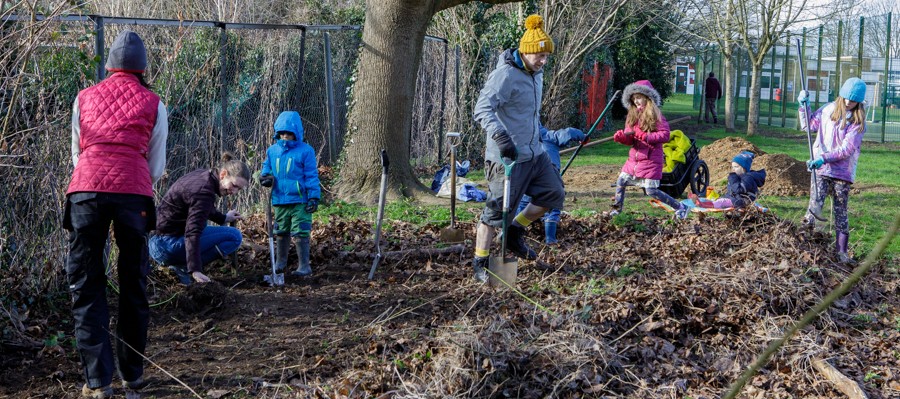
(690, 160), (710, 195)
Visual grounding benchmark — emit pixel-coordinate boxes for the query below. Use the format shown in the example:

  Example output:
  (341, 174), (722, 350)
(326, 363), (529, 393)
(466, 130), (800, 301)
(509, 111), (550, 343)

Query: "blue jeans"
(516, 195), (561, 223)
(148, 225), (242, 267)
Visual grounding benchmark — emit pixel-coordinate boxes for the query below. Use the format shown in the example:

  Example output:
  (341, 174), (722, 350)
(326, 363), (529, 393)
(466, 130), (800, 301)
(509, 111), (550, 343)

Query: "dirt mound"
(754, 153), (810, 196)
(563, 164), (621, 192)
(175, 281), (236, 315)
(699, 137), (809, 197)
(698, 136), (764, 186)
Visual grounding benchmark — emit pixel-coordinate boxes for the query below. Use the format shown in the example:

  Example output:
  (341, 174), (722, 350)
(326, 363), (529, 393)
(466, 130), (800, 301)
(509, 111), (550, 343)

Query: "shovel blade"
(439, 227), (465, 243)
(488, 256), (517, 289)
(264, 273), (285, 286)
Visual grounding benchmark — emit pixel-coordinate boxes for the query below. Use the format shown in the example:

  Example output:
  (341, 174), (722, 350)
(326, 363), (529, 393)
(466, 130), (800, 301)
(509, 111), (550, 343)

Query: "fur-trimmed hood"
(622, 80), (662, 109)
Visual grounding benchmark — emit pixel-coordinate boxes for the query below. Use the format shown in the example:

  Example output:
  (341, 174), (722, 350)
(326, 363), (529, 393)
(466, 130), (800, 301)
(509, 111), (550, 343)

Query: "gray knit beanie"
(105, 30), (147, 73)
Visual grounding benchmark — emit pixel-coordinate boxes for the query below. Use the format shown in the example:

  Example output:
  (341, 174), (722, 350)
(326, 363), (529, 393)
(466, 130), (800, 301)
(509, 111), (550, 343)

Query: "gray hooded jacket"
(474, 49), (544, 164)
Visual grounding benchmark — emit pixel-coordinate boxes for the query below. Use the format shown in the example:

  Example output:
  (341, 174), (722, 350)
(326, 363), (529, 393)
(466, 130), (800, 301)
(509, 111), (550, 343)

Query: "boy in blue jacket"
(689, 151), (766, 209)
(516, 126), (584, 244)
(259, 111), (321, 277)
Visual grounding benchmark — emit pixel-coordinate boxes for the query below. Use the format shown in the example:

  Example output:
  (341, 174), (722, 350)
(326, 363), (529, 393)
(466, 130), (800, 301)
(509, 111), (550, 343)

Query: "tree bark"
(746, 64), (762, 136)
(334, 0), (432, 203)
(335, 0), (517, 203)
(723, 55), (737, 132)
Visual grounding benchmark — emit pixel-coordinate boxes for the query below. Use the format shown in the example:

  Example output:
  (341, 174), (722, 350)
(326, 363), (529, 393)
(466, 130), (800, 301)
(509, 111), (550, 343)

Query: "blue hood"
(273, 111), (304, 141)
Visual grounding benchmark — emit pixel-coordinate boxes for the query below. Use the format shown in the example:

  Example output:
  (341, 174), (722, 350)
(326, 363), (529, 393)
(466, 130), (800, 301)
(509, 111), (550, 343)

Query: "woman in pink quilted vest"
(609, 80), (688, 219)
(63, 29), (167, 399)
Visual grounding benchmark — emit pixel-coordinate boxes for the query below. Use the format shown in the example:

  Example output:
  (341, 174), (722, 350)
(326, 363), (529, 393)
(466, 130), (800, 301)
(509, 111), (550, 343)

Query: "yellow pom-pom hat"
(519, 14), (554, 54)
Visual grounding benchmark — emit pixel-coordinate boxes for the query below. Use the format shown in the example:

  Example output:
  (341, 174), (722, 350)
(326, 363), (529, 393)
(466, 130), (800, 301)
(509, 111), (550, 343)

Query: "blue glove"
(564, 128), (586, 144)
(806, 157), (824, 170)
(305, 198), (319, 213)
(797, 90), (809, 107)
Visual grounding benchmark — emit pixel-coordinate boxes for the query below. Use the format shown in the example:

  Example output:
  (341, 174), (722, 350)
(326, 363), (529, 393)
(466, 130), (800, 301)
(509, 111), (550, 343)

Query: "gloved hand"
(564, 127), (586, 144)
(806, 157), (824, 170)
(492, 131), (517, 161)
(634, 131), (647, 141)
(797, 90), (809, 107)
(305, 198), (319, 213)
(259, 174), (274, 188)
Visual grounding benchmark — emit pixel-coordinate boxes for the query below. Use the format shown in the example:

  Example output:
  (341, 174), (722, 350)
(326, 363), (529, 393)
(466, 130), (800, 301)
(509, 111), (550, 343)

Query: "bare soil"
(2, 211), (898, 398)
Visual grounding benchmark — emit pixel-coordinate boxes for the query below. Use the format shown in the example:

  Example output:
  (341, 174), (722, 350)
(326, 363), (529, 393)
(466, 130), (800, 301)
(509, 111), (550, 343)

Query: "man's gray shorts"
(480, 152), (565, 227)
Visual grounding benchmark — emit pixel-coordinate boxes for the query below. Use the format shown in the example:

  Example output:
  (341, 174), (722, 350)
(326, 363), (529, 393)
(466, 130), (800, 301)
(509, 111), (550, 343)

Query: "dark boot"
(274, 235), (290, 272)
(505, 225), (537, 260)
(544, 221), (558, 245)
(291, 237), (312, 276)
(473, 256), (488, 283)
(836, 232), (852, 263)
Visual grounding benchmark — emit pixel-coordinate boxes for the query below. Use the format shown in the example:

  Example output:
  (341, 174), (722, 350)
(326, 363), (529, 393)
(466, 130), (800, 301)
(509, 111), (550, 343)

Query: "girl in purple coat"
(797, 77), (867, 263)
(610, 80), (688, 219)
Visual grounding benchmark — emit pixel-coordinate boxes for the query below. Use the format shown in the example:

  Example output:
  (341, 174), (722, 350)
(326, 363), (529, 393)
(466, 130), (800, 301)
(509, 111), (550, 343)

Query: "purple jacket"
(155, 169), (227, 273)
(614, 115), (671, 180)
(799, 102), (865, 183)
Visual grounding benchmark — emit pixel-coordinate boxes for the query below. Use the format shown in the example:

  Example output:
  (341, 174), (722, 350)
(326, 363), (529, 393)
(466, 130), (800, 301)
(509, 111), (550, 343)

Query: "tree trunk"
(723, 55), (737, 132)
(334, 1), (433, 203)
(334, 0), (518, 203)
(746, 64), (763, 136)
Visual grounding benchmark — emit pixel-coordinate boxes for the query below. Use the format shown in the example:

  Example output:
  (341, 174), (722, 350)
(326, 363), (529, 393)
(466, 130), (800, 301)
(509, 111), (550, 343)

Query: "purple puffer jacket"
(799, 102), (865, 183)
(614, 115), (671, 180)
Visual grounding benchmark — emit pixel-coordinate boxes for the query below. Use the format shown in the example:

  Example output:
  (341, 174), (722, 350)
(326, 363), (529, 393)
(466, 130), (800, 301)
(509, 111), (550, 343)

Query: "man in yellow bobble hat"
(470, 14), (580, 283)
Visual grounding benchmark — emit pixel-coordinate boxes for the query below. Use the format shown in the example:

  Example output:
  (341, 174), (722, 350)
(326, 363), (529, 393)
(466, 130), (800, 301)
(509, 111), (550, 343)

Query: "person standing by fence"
(797, 78), (867, 264)
(258, 111), (321, 277)
(704, 72), (722, 124)
(63, 30), (168, 398)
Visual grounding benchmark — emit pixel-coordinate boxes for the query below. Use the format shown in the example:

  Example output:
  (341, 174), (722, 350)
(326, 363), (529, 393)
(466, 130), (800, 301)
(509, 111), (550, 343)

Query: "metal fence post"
(815, 25), (823, 110)
(781, 32), (790, 127)
(883, 12), (892, 143)
(801, 27), (807, 94)
(455, 44), (461, 132)
(437, 40), (448, 165)
(294, 26), (307, 109)
(835, 20), (843, 101)
(735, 50), (742, 122)
(93, 16), (105, 81)
(768, 41), (776, 124)
(323, 32), (338, 164)
(743, 49), (750, 123)
(218, 24), (228, 156)
(857, 17), (864, 78)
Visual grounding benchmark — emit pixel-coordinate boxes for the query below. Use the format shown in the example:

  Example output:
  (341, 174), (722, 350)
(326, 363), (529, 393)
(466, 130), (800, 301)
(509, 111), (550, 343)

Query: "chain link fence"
(690, 12), (899, 142)
(0, 13), (452, 309)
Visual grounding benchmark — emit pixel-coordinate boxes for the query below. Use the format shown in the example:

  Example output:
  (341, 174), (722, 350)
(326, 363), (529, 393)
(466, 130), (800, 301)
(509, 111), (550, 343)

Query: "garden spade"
(489, 159), (517, 289)
(439, 132), (465, 243)
(795, 38), (826, 222)
(263, 189), (284, 286)
(368, 149), (389, 280)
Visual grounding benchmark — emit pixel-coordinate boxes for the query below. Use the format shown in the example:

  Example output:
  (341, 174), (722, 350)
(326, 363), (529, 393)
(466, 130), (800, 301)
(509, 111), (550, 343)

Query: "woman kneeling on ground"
(149, 152), (250, 284)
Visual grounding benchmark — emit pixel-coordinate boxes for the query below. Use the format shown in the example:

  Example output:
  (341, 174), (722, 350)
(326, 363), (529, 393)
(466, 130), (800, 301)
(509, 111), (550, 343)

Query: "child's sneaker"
(675, 205), (689, 220)
(82, 384), (113, 399)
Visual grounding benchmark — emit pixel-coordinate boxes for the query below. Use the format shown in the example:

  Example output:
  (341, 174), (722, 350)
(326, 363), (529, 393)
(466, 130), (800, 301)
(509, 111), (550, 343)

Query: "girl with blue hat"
(796, 77), (867, 263)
